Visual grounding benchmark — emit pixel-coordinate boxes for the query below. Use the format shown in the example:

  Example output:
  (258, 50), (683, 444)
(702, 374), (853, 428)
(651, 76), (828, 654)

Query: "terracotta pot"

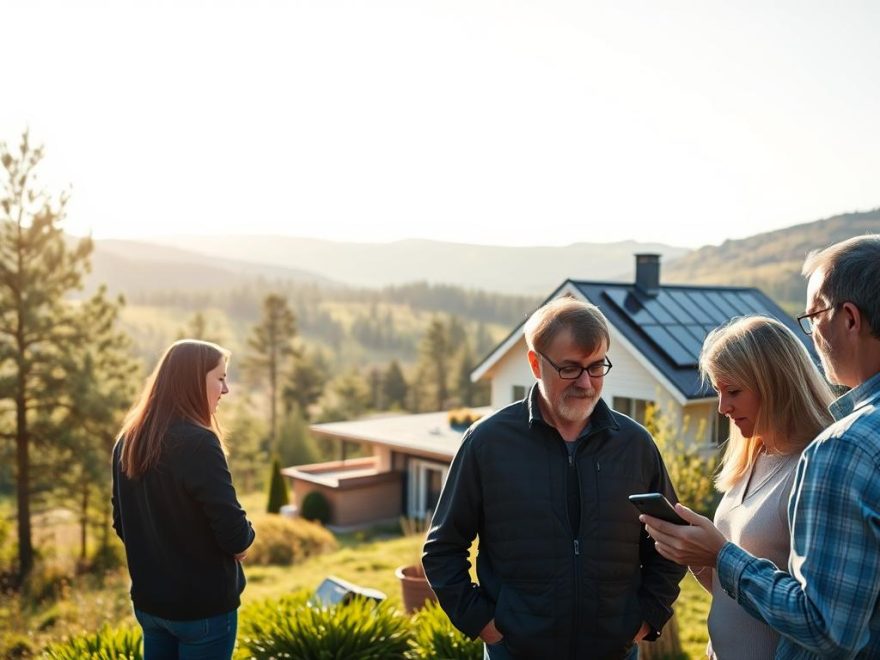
(395, 564), (438, 613)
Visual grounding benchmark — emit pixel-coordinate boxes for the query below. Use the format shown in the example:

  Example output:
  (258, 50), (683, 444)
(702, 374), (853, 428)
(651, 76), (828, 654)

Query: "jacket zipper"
(569, 444), (581, 659)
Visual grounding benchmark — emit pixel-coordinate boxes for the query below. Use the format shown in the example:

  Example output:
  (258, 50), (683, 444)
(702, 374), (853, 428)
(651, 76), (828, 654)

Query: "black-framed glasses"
(796, 303), (837, 335)
(538, 351), (612, 379)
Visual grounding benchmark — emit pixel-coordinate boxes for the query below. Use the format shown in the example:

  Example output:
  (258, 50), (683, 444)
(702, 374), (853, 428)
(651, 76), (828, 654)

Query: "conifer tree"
(244, 294), (298, 452)
(0, 131), (93, 581)
(266, 457), (290, 514)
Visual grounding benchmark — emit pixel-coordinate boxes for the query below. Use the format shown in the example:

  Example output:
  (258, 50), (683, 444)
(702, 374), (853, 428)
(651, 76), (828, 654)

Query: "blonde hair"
(119, 339), (230, 479)
(524, 296), (610, 355)
(700, 316), (833, 492)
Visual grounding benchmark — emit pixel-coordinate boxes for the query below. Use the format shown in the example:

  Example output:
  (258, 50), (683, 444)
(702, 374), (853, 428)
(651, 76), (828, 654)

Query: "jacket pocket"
(494, 578), (563, 657)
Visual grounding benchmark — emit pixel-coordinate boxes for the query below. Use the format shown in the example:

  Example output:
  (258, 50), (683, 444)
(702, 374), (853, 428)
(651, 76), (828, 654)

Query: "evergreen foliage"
(408, 600), (483, 659)
(43, 624), (143, 659)
(382, 360), (409, 409)
(244, 294), (298, 451)
(0, 130), (129, 582)
(266, 457), (290, 514)
(300, 491), (331, 525)
(646, 405), (720, 517)
(238, 591), (411, 660)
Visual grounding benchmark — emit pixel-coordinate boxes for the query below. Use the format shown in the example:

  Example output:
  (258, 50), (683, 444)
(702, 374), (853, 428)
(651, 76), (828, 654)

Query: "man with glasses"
(423, 297), (685, 659)
(643, 234), (880, 658)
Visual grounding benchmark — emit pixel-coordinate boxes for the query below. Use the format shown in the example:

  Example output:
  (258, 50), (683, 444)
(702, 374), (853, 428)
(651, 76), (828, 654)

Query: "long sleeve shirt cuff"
(717, 541), (754, 601)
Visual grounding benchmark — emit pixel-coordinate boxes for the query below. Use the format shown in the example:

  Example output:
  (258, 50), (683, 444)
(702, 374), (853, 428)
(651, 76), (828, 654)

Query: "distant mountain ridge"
(86, 239), (335, 295)
(137, 235), (690, 295)
(662, 208), (880, 311)
(83, 208), (880, 304)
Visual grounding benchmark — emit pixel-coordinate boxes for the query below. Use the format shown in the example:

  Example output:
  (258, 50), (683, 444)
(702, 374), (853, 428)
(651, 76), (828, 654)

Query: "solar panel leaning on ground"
(601, 287), (777, 369)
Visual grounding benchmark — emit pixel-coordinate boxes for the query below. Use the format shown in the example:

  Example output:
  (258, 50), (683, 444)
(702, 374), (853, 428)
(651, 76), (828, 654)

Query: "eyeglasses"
(538, 351), (612, 379)
(796, 303), (838, 335)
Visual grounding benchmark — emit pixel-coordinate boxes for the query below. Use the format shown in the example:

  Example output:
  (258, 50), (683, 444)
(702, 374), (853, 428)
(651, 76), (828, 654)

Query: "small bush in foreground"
(239, 591), (410, 659)
(43, 624), (142, 659)
(247, 514), (337, 566)
(408, 599), (482, 659)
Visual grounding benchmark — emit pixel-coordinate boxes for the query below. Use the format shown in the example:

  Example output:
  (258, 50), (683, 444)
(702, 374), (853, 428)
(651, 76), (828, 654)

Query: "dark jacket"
(422, 387), (686, 659)
(111, 420), (255, 621)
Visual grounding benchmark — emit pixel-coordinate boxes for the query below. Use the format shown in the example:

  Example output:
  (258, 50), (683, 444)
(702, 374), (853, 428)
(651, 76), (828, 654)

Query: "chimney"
(634, 253), (660, 296)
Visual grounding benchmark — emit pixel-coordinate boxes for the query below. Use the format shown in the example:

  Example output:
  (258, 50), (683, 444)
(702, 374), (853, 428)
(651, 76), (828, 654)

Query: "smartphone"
(628, 493), (688, 525)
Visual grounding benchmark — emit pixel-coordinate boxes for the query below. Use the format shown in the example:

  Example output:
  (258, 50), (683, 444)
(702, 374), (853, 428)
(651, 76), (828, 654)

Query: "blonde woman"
(695, 316), (833, 659)
(112, 340), (254, 660)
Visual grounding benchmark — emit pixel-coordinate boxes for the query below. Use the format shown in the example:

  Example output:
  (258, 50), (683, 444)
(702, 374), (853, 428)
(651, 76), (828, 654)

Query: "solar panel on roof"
(685, 291), (729, 324)
(655, 291), (698, 324)
(603, 289), (657, 324)
(639, 297), (676, 324)
(642, 325), (696, 367)
(667, 290), (715, 324)
(666, 325), (705, 356)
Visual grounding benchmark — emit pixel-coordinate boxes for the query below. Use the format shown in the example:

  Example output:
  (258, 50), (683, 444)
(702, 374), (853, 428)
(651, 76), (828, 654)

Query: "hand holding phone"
(628, 493), (689, 525)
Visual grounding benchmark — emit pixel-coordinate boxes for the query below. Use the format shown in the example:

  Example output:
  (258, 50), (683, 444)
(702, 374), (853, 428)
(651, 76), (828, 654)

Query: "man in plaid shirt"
(643, 234), (880, 659)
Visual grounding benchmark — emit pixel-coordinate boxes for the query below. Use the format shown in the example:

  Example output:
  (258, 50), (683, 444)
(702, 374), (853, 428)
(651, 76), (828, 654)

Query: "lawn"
(1, 499), (711, 657)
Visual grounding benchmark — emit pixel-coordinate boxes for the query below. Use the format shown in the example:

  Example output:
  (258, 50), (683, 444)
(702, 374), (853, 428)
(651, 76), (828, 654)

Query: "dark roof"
(566, 279), (813, 399)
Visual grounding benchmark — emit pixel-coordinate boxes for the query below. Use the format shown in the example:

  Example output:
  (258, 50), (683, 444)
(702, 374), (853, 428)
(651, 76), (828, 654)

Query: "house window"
(713, 412), (730, 447)
(512, 385), (527, 402)
(407, 460), (448, 520)
(612, 397), (654, 426)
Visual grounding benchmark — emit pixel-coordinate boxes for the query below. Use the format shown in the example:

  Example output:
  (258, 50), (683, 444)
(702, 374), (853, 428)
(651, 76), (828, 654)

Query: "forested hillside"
(663, 209), (880, 312)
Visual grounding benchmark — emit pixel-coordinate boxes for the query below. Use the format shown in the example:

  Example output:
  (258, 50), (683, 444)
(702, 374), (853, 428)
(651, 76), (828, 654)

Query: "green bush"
(247, 513), (337, 566)
(300, 491), (332, 525)
(0, 633), (36, 659)
(43, 623), (142, 659)
(408, 600), (483, 659)
(266, 457), (290, 514)
(647, 405), (721, 517)
(238, 591), (411, 659)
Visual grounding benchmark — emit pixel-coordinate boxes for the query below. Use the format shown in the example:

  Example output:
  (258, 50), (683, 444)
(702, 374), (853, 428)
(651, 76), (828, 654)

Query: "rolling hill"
(662, 208), (880, 312)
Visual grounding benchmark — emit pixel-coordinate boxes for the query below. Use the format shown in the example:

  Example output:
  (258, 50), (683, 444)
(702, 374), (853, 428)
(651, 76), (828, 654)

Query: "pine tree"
(244, 294), (298, 452)
(419, 317), (450, 411)
(0, 131), (93, 581)
(382, 360), (408, 410)
(281, 350), (326, 420)
(50, 287), (136, 564)
(266, 457), (290, 514)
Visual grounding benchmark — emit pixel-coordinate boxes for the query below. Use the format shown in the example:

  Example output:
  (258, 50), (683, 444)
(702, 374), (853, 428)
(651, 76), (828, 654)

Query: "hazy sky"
(3, 0), (878, 248)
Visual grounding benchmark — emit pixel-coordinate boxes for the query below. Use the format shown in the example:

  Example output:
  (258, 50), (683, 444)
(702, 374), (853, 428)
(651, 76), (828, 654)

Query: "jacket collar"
(526, 383), (619, 439)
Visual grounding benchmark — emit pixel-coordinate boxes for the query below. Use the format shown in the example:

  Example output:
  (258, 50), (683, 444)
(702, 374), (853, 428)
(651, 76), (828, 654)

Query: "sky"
(3, 0), (879, 248)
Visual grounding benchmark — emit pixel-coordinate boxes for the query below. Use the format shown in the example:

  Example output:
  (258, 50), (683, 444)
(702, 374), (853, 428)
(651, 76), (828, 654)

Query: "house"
(284, 254), (811, 528)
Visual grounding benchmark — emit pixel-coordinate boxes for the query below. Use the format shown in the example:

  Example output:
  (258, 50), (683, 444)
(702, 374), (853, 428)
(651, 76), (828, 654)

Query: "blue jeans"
(134, 608), (237, 660)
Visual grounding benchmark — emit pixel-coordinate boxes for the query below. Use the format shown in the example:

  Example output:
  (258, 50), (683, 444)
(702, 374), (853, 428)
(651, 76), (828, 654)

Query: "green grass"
(1, 516), (710, 657)
(678, 574), (710, 658)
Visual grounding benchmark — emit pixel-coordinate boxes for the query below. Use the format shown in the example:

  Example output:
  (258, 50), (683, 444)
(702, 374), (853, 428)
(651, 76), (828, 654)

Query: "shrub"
(43, 624), (142, 659)
(0, 633), (36, 659)
(238, 591), (411, 659)
(300, 491), (331, 525)
(247, 514), (337, 566)
(266, 457), (290, 514)
(646, 405), (721, 517)
(408, 600), (483, 659)
(447, 408), (483, 429)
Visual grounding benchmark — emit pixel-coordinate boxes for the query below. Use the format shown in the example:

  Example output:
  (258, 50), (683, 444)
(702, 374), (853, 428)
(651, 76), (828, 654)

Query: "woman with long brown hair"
(112, 339), (254, 659)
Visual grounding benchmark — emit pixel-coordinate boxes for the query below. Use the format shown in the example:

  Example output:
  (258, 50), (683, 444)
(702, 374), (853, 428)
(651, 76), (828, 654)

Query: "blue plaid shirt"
(717, 370), (880, 659)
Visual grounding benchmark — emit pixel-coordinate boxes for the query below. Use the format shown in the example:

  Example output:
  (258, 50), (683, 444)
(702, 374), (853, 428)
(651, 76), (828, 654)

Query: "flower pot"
(395, 564), (437, 613)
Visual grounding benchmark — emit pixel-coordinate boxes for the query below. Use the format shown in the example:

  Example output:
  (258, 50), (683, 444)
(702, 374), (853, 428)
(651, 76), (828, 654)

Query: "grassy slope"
(2, 491), (710, 657)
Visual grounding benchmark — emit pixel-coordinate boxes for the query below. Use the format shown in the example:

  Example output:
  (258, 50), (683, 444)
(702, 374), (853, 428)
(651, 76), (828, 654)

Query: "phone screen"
(628, 493), (688, 525)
